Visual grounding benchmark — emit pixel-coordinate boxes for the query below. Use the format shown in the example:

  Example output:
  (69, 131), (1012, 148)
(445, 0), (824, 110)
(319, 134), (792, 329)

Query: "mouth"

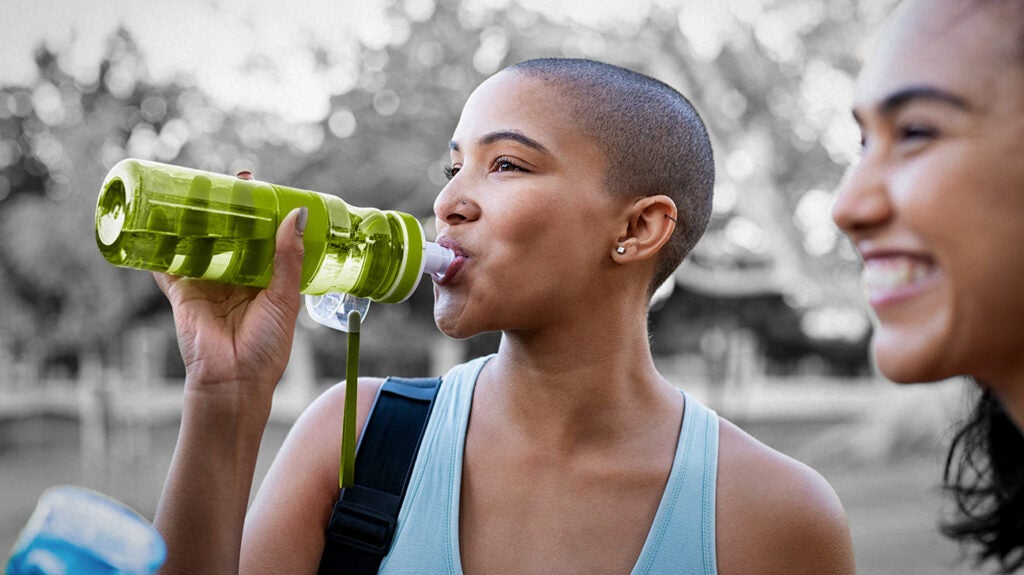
(433, 236), (468, 285)
(861, 254), (939, 306)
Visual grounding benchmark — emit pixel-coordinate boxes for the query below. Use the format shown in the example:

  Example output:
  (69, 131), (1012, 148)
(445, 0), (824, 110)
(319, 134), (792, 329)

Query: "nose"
(433, 179), (481, 228)
(831, 157), (892, 236)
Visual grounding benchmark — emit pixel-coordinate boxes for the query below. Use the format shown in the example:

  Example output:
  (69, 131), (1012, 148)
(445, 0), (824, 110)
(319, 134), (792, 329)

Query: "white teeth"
(862, 258), (932, 292)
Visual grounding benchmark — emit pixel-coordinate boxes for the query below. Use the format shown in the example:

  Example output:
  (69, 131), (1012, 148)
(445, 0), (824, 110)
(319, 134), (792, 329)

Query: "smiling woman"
(831, 0), (1024, 571)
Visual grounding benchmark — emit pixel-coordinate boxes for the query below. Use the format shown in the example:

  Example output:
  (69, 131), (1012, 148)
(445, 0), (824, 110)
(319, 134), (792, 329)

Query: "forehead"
(452, 71), (590, 153)
(855, 0), (1021, 109)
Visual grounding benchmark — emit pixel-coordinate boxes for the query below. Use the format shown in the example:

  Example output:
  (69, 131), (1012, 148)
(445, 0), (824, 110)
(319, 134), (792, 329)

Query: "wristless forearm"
(154, 384), (273, 574)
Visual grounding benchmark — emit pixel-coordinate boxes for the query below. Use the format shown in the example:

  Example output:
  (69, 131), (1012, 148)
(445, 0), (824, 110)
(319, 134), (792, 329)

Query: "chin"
(433, 309), (479, 340)
(435, 323), (474, 340)
(872, 335), (955, 385)
(433, 289), (502, 340)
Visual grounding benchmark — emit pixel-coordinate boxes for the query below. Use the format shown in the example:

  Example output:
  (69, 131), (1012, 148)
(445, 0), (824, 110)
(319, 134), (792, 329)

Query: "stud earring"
(616, 246), (626, 254)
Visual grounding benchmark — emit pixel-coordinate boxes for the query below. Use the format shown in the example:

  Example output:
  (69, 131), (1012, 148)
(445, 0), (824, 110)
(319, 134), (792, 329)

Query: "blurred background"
(0, 0), (983, 572)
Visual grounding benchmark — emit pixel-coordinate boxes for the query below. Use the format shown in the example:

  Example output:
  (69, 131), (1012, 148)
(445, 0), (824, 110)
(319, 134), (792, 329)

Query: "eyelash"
(442, 157), (526, 181)
(897, 123), (938, 141)
(492, 156), (525, 173)
(859, 123), (939, 150)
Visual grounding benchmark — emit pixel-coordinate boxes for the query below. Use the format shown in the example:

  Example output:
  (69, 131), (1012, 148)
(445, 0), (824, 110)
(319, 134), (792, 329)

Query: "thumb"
(266, 207), (307, 301)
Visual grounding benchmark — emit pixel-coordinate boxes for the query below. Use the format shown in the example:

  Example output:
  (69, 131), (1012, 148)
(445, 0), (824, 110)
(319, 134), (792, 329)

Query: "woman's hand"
(153, 173), (309, 575)
(153, 172), (308, 403)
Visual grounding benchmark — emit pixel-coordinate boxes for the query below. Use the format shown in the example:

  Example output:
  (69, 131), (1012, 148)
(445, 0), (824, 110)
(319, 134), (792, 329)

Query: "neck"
(474, 301), (681, 449)
(979, 354), (1024, 431)
(990, 375), (1024, 432)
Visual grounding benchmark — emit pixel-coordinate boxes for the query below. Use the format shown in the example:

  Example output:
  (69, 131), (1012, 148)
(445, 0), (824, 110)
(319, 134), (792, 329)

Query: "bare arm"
(239, 378), (383, 574)
(154, 207), (306, 575)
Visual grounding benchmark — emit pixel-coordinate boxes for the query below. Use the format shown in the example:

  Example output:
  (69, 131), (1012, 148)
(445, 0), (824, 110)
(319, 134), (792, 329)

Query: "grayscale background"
(0, 0), (980, 572)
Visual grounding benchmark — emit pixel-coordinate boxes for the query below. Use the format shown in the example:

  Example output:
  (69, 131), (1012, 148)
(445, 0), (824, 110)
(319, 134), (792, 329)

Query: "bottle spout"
(422, 242), (455, 280)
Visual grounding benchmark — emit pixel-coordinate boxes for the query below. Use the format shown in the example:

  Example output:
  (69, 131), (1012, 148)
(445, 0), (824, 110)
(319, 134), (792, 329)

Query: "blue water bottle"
(4, 486), (166, 575)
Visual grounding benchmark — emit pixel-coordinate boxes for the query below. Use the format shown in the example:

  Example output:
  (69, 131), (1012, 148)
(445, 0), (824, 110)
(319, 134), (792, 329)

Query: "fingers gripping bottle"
(95, 159), (454, 306)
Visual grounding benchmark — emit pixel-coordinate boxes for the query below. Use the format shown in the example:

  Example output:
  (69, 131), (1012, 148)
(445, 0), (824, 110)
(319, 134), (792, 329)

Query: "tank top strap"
(378, 355), (490, 574)
(631, 390), (720, 575)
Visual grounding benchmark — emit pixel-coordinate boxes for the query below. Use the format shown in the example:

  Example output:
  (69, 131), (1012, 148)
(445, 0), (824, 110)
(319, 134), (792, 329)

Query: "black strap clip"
(325, 497), (397, 555)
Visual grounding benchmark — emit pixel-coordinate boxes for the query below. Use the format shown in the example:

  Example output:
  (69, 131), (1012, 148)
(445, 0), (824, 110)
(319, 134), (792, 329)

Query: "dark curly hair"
(942, 388), (1024, 572)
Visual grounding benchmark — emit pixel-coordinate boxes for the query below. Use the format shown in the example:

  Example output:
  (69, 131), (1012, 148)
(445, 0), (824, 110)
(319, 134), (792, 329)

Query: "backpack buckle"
(325, 498), (397, 555)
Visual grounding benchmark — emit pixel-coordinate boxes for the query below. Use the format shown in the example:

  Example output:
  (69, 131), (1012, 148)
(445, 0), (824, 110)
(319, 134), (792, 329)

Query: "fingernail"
(295, 207), (308, 235)
(236, 170), (253, 180)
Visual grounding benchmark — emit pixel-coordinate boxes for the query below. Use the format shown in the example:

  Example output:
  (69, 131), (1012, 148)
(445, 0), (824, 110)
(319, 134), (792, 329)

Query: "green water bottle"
(95, 158), (453, 304)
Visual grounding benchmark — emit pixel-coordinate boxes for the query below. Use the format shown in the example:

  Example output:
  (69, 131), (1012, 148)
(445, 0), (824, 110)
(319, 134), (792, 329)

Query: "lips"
(433, 236), (468, 285)
(861, 255), (938, 306)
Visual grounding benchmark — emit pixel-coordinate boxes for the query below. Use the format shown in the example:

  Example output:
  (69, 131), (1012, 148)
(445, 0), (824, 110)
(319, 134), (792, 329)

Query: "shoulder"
(259, 375), (387, 483)
(257, 376), (387, 498)
(714, 418), (855, 575)
(240, 377), (386, 574)
(301, 376), (386, 435)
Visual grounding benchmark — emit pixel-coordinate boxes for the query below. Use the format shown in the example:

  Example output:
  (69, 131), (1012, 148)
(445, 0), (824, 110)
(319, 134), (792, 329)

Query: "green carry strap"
(340, 310), (361, 489)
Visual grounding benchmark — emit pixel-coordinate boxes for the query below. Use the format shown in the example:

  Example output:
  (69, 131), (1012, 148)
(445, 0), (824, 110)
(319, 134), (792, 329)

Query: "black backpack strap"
(317, 376), (443, 575)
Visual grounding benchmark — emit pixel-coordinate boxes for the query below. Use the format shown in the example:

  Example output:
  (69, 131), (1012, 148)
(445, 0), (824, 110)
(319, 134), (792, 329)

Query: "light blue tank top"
(379, 355), (719, 574)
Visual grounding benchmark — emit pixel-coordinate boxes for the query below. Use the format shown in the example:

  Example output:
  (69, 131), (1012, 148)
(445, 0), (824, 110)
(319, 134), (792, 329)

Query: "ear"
(612, 195), (678, 262)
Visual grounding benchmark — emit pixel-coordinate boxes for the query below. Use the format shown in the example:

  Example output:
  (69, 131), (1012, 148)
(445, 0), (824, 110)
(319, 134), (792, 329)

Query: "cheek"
(899, 144), (1024, 276)
(485, 200), (571, 266)
(950, 248), (1024, 353)
(498, 196), (549, 236)
(480, 186), (615, 284)
(890, 157), (967, 225)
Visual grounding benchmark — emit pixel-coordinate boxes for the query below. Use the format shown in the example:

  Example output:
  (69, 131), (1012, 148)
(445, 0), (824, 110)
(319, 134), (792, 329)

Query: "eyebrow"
(449, 130), (551, 155)
(854, 86), (972, 122)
